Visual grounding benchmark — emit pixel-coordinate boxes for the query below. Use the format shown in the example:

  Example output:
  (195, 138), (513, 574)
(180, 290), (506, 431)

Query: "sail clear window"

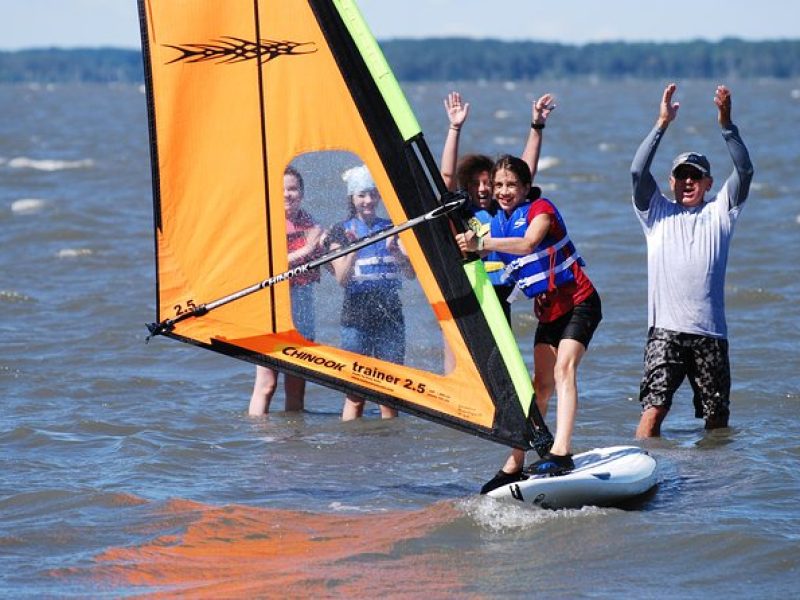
(284, 150), (445, 375)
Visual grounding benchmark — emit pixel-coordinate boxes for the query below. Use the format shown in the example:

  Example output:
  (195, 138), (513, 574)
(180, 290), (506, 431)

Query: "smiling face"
(467, 170), (492, 210)
(670, 165), (713, 208)
(283, 172), (303, 218)
(493, 168), (530, 214)
(457, 155), (494, 210)
(351, 188), (381, 222)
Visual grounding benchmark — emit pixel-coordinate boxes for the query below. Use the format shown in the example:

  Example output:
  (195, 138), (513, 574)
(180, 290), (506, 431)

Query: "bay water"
(1, 78), (799, 597)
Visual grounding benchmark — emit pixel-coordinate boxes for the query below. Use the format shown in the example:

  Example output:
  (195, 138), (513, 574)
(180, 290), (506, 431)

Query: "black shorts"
(534, 290), (602, 349)
(639, 327), (730, 420)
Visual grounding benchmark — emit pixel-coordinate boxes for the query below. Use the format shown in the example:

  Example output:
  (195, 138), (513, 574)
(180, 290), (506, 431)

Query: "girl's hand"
(532, 92), (556, 124)
(444, 91), (470, 130)
(455, 230), (478, 253)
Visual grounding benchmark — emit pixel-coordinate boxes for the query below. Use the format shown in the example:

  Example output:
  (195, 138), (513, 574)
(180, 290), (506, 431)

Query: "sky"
(0, 0), (798, 50)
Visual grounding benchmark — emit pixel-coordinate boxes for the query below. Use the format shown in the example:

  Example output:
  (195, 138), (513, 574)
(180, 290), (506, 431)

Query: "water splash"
(458, 496), (607, 533)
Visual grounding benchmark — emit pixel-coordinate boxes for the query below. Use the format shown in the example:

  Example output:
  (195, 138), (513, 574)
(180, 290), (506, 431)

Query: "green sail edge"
(332, 0), (421, 141)
(463, 260), (534, 416)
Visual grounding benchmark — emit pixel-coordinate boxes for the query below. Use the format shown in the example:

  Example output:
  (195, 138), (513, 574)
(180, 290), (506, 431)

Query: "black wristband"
(531, 122), (545, 130)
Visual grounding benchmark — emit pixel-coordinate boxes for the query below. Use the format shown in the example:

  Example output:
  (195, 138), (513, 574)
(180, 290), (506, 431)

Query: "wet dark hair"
(456, 154), (493, 190)
(284, 164), (304, 194)
(491, 154), (541, 200)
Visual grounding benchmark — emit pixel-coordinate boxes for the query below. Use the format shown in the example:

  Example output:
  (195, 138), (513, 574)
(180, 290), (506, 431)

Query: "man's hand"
(714, 85), (732, 128)
(658, 82), (680, 129)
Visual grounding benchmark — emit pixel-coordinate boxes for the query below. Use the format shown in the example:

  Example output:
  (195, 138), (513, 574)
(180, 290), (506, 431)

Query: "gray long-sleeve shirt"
(630, 124), (754, 338)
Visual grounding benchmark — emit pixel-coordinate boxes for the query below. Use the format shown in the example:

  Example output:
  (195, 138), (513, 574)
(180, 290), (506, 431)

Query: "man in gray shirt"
(630, 83), (754, 437)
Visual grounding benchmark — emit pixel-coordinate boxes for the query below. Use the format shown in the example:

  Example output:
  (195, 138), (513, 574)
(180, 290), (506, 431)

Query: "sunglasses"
(673, 167), (705, 181)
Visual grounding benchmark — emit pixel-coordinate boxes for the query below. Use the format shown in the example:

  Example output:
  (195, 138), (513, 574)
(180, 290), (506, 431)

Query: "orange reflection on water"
(92, 499), (472, 598)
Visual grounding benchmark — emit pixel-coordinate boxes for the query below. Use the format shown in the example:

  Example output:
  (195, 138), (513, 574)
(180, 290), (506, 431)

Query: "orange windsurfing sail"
(139, 0), (550, 451)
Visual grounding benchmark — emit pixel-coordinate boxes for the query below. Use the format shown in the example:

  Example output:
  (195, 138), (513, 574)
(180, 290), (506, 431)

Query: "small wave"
(492, 135), (520, 146)
(0, 290), (34, 303)
(24, 83), (56, 92)
(494, 109), (511, 120)
(8, 157), (94, 171)
(790, 89), (800, 100)
(328, 501), (370, 512)
(57, 248), (94, 259)
(538, 156), (560, 171)
(0, 365), (23, 379)
(11, 198), (46, 214)
(727, 286), (784, 304)
(0, 488), (147, 517)
(569, 172), (604, 183)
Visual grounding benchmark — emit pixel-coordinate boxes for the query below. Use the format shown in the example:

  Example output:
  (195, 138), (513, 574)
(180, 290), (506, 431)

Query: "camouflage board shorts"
(639, 327), (730, 421)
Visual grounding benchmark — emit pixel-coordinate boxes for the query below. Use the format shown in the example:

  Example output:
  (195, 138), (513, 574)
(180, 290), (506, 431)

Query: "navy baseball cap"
(671, 152), (711, 176)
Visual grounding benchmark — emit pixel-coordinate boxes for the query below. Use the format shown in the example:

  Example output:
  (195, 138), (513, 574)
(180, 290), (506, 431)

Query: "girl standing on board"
(326, 165), (415, 420)
(456, 155), (602, 494)
(249, 166), (322, 415)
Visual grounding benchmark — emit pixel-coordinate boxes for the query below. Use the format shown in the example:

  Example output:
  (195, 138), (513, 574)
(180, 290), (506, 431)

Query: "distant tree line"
(0, 48), (143, 83)
(1, 38), (799, 83)
(381, 38), (800, 80)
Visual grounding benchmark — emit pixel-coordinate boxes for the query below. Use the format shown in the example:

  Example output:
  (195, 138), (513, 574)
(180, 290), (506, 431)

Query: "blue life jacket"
(341, 216), (403, 294)
(491, 199), (584, 299)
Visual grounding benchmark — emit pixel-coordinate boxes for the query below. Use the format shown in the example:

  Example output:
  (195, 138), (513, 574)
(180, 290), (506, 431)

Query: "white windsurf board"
(486, 445), (657, 509)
